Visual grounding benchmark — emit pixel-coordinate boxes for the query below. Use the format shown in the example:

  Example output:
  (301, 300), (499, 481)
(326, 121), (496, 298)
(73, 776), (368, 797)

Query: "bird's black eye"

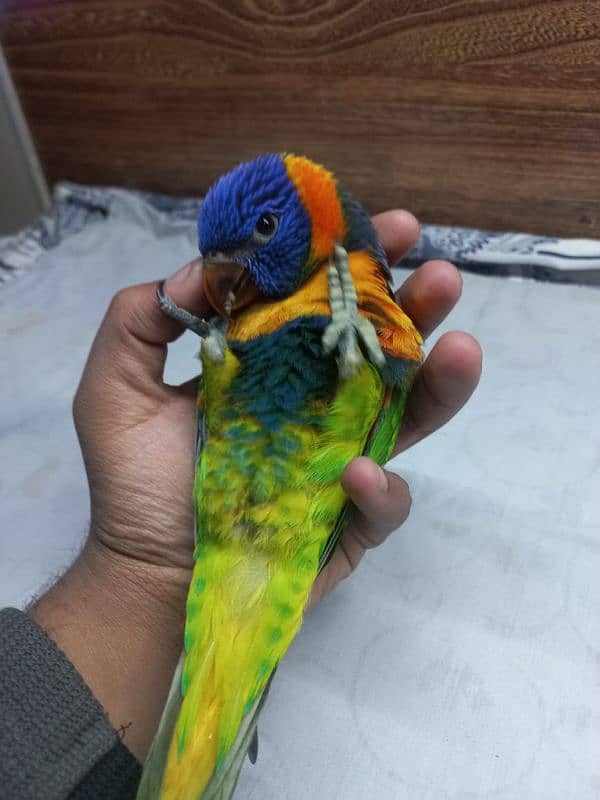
(253, 213), (278, 243)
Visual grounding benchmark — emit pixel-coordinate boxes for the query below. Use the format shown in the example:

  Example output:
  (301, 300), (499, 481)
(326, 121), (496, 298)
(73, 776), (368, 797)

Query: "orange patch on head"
(284, 154), (345, 262)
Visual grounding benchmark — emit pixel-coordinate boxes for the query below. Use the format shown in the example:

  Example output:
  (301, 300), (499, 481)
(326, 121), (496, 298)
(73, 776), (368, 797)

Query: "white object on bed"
(0, 185), (599, 800)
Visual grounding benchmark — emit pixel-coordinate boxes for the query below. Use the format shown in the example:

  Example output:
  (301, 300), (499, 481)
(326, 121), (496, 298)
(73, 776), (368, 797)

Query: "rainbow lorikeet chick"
(136, 154), (422, 799)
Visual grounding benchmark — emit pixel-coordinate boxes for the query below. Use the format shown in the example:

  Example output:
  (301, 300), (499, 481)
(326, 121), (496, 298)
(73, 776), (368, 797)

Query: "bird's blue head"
(198, 154), (313, 303)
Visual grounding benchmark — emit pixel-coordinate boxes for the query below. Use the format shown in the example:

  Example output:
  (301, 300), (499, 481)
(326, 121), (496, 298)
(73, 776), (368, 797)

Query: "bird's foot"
(321, 244), (385, 379)
(156, 281), (225, 362)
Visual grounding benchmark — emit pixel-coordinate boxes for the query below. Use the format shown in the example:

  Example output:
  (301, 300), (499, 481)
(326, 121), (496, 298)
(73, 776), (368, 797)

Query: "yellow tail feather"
(157, 549), (313, 800)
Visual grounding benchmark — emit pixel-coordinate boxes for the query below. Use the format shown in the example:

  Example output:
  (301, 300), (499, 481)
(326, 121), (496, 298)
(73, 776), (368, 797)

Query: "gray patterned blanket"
(1, 182), (599, 285)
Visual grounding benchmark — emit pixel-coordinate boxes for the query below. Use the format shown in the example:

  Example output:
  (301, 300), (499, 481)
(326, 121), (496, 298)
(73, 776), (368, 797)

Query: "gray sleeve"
(0, 607), (141, 799)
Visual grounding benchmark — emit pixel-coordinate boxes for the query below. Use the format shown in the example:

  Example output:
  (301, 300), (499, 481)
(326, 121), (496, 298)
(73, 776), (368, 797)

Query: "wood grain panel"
(2, 0), (600, 236)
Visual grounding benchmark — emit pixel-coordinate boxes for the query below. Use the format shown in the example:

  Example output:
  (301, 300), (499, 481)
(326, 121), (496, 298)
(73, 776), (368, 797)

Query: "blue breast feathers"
(226, 316), (335, 430)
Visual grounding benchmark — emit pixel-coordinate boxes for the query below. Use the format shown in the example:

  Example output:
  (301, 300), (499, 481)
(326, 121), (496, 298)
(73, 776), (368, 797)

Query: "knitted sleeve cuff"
(0, 607), (141, 799)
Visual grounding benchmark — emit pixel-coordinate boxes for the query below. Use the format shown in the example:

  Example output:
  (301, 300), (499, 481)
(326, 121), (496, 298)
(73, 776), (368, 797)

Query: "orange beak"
(201, 254), (262, 318)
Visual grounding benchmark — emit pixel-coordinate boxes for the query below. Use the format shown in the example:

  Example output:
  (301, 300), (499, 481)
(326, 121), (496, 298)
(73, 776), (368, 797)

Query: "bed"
(1, 3), (599, 799)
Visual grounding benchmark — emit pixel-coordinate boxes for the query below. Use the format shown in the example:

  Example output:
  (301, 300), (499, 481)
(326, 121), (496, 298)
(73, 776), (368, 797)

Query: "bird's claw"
(322, 245), (385, 379)
(201, 322), (226, 363)
(247, 728), (259, 765)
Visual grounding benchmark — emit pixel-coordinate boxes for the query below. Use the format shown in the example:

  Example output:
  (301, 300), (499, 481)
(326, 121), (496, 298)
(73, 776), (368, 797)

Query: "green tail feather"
(136, 656), (184, 799)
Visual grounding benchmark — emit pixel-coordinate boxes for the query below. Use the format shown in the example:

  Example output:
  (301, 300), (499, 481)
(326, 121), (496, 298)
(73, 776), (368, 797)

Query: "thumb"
(84, 258), (210, 392)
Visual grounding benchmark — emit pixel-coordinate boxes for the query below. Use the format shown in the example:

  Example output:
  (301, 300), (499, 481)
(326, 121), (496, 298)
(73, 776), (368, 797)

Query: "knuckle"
(106, 285), (154, 347)
(108, 287), (136, 323)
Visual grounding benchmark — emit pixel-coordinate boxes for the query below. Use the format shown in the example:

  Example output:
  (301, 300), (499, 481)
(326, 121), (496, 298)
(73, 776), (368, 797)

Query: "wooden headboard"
(2, 1), (599, 238)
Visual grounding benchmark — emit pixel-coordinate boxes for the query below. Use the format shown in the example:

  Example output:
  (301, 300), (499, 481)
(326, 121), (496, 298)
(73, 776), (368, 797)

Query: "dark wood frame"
(2, 0), (600, 237)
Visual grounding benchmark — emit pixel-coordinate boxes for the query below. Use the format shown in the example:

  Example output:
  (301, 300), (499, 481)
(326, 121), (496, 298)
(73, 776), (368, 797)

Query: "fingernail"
(376, 465), (388, 492)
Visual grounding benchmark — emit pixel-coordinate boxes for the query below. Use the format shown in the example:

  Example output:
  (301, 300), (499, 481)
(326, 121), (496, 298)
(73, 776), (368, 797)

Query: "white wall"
(0, 47), (50, 235)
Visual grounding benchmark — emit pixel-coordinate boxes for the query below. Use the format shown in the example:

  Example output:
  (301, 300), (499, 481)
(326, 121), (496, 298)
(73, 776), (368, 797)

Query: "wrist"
(29, 535), (190, 760)
(86, 526), (192, 618)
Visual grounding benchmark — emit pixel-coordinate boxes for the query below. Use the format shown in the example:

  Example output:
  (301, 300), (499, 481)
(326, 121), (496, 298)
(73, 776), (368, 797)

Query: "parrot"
(136, 153), (423, 800)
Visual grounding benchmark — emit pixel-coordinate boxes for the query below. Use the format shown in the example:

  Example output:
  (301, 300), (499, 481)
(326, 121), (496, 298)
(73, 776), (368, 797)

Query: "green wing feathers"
(318, 379), (412, 572)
